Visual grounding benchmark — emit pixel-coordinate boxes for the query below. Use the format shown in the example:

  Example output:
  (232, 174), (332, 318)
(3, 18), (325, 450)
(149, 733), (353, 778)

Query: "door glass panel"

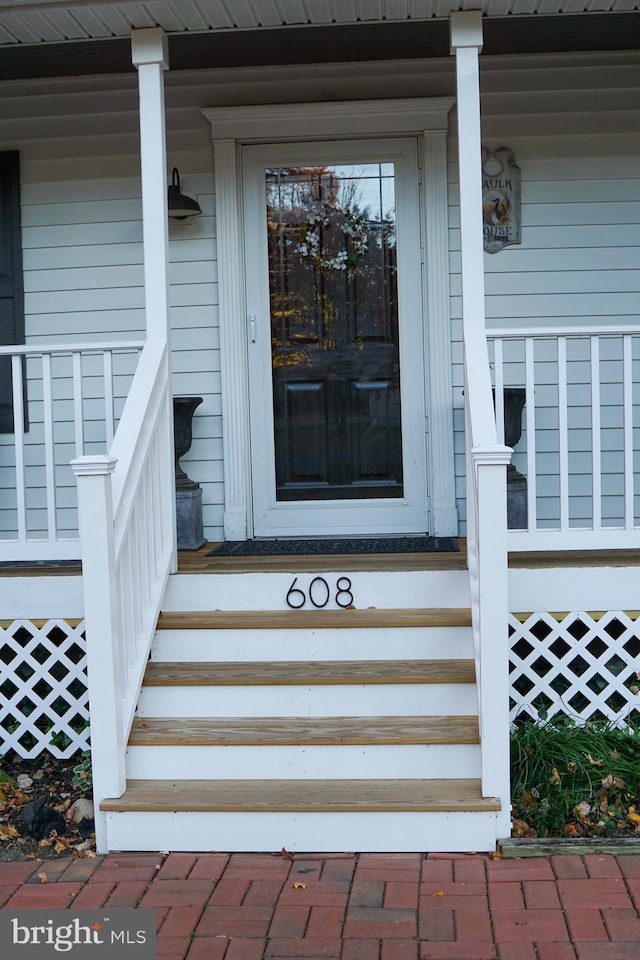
(266, 162), (402, 502)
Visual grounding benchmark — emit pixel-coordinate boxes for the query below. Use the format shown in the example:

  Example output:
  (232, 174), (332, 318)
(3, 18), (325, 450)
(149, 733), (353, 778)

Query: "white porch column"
(451, 12), (512, 836)
(131, 28), (171, 342)
(450, 11), (486, 336)
(132, 28), (177, 570)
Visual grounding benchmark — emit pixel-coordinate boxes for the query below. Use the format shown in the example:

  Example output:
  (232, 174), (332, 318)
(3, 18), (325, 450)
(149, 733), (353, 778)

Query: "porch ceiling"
(0, 0), (637, 46)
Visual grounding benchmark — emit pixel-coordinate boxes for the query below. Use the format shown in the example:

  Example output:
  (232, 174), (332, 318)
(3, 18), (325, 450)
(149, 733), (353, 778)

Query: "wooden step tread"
(129, 715), (479, 746)
(143, 659), (476, 686)
(157, 608), (472, 630)
(101, 778), (499, 814)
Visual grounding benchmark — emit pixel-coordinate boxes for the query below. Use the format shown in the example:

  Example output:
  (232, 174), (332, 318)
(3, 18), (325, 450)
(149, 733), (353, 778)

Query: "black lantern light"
(167, 167), (202, 220)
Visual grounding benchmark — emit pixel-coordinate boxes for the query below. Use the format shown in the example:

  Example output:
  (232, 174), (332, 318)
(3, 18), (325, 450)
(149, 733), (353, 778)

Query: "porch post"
(450, 11), (486, 336)
(70, 455), (123, 854)
(451, 11), (512, 836)
(131, 28), (170, 342)
(132, 28), (177, 570)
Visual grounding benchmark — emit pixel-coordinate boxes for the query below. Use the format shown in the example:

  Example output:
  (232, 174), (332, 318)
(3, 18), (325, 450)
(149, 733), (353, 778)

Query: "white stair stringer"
(103, 567), (501, 853)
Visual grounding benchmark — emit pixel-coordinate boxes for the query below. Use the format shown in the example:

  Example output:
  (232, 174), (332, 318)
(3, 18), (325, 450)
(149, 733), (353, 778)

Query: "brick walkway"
(2, 852), (640, 959)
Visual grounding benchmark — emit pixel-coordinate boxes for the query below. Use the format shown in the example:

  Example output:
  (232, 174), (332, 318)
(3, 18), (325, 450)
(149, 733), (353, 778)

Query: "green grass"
(511, 717), (640, 837)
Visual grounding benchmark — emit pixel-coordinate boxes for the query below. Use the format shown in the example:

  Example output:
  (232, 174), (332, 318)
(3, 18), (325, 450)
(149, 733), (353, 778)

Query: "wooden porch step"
(143, 659), (476, 686)
(157, 608), (472, 630)
(129, 715), (479, 746)
(101, 778), (499, 813)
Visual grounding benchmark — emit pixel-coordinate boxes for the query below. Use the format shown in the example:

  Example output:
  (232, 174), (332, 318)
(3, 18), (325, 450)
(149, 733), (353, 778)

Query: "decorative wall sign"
(482, 147), (521, 253)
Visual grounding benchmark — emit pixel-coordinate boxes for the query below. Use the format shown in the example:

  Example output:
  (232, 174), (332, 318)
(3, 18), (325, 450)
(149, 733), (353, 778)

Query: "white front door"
(243, 138), (428, 537)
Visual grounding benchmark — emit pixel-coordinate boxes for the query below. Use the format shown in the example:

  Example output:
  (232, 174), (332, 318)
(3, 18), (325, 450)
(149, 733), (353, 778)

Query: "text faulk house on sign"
(482, 147), (521, 254)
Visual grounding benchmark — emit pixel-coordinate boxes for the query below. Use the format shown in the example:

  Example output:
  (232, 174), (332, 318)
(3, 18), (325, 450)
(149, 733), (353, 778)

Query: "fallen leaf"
(292, 882), (307, 890)
(575, 801), (591, 822)
(567, 762), (578, 773)
(432, 891), (444, 897)
(610, 749), (621, 760)
(490, 849), (503, 860)
(37, 872), (48, 884)
(26, 853), (37, 860)
(627, 806), (640, 827)
(585, 754), (603, 767)
(38, 839), (52, 848)
(281, 847), (294, 862)
(565, 823), (583, 837)
(511, 818), (530, 838)
(0, 824), (18, 840)
(17, 774), (33, 790)
(550, 767), (561, 785)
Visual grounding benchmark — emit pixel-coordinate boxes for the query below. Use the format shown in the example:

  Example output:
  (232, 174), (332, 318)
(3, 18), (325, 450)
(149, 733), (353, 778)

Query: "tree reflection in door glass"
(266, 163), (403, 502)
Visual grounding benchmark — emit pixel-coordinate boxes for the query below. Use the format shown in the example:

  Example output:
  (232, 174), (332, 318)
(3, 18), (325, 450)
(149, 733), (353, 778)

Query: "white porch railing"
(71, 338), (176, 852)
(0, 340), (143, 561)
(490, 326), (640, 551)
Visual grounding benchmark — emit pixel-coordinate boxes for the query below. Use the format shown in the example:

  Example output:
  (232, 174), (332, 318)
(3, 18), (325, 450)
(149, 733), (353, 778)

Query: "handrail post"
(70, 454), (124, 854)
(473, 447), (512, 837)
(132, 27), (177, 573)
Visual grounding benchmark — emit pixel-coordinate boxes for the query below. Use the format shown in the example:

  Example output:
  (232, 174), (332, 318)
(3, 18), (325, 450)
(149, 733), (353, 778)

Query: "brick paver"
(0, 851), (639, 959)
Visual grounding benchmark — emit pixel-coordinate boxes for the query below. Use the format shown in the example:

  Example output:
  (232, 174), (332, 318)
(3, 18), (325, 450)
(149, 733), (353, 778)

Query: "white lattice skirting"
(2, 612), (639, 760)
(510, 611), (640, 727)
(0, 619), (89, 759)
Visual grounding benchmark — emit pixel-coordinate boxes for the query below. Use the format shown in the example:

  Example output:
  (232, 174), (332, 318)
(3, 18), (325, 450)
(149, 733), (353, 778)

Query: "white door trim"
(204, 97), (456, 540)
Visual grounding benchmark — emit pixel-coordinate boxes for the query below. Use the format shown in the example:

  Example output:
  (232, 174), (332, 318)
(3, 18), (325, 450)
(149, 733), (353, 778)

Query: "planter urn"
(173, 396), (206, 550)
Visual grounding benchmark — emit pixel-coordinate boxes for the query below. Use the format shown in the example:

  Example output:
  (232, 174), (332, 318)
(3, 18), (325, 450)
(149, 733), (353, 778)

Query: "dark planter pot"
(173, 396), (205, 550)
(173, 396), (203, 490)
(494, 387), (528, 530)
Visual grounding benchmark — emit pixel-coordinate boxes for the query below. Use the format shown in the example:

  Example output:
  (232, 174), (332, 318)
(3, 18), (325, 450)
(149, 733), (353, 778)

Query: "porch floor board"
(128, 715), (480, 746)
(101, 777), (499, 813)
(3, 541), (639, 577)
(143, 659), (476, 685)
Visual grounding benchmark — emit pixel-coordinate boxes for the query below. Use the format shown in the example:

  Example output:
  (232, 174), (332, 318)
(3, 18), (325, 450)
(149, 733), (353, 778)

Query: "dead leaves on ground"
(0, 756), (95, 858)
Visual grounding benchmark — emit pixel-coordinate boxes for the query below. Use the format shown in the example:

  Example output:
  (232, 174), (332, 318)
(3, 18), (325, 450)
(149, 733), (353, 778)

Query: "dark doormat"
(207, 536), (458, 557)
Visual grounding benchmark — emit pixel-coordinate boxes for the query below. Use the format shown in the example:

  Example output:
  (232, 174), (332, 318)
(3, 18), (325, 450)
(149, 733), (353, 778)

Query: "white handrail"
(71, 338), (176, 851)
(0, 340), (144, 356)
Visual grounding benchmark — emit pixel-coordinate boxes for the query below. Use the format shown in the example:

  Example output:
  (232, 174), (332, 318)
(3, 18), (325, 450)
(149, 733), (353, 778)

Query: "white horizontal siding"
(0, 53), (637, 544)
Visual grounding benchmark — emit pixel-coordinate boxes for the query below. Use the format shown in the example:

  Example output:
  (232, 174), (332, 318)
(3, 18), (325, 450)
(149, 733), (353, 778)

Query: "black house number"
(286, 576), (354, 609)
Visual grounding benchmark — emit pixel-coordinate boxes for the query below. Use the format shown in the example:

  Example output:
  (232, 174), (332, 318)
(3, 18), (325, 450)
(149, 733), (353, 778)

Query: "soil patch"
(0, 751), (94, 861)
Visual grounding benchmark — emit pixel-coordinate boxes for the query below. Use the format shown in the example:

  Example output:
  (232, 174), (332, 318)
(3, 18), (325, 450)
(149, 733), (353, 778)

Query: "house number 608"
(286, 576), (354, 609)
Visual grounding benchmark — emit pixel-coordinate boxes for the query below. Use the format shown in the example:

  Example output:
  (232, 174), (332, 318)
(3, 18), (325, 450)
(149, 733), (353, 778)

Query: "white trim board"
(203, 97), (457, 539)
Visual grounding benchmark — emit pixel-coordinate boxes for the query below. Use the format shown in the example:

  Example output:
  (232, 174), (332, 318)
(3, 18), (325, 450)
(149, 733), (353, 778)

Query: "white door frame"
(203, 97), (457, 541)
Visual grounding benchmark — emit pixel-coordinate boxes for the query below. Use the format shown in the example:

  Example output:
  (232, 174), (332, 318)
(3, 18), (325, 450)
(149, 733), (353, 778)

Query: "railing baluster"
(103, 350), (115, 448)
(494, 338), (505, 442)
(42, 352), (58, 540)
(11, 354), (27, 542)
(557, 336), (569, 532)
(623, 335), (634, 529)
(72, 351), (84, 456)
(524, 338), (537, 532)
(590, 337), (602, 530)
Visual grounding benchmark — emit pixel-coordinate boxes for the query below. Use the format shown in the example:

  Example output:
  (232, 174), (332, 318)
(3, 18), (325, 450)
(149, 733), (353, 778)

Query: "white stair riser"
(136, 683), (478, 718)
(152, 626), (474, 662)
(126, 743), (482, 781)
(105, 810), (499, 853)
(164, 570), (469, 611)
